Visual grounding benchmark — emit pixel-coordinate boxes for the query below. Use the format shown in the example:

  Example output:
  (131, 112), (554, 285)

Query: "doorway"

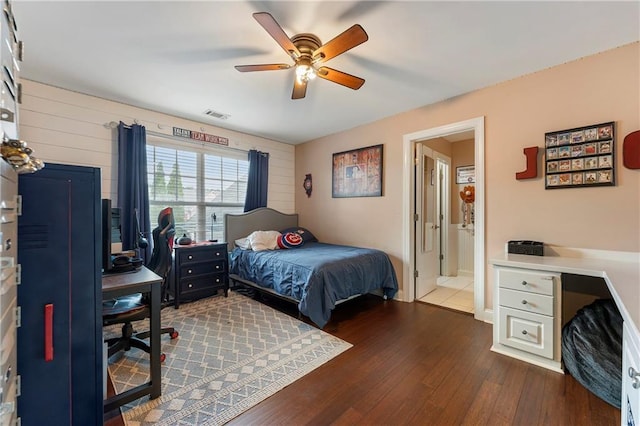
(416, 138), (474, 313)
(402, 117), (487, 322)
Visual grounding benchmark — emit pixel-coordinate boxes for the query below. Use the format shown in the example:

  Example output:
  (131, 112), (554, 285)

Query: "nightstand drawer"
(180, 273), (227, 293)
(498, 269), (556, 296)
(178, 245), (228, 264)
(499, 287), (554, 316)
(178, 247), (226, 263)
(180, 259), (226, 277)
(499, 306), (554, 359)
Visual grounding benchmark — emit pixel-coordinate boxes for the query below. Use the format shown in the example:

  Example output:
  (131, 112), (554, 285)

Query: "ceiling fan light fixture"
(295, 63), (316, 83)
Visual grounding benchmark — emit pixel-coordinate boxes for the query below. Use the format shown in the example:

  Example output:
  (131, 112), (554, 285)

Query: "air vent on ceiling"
(203, 109), (230, 120)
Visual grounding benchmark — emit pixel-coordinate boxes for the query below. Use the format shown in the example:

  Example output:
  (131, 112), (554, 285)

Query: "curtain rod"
(104, 122), (252, 155)
(104, 120), (138, 129)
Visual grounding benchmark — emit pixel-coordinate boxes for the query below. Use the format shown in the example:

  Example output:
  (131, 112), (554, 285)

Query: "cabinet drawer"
(498, 268), (556, 296)
(0, 324), (16, 387)
(0, 222), (16, 259)
(178, 246), (226, 263)
(180, 273), (226, 293)
(180, 259), (225, 277)
(0, 258), (16, 314)
(0, 328), (16, 426)
(499, 306), (554, 359)
(0, 297), (16, 355)
(622, 322), (640, 425)
(499, 287), (554, 316)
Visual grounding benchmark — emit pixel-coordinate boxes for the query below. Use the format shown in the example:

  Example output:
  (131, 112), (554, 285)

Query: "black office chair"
(103, 207), (179, 362)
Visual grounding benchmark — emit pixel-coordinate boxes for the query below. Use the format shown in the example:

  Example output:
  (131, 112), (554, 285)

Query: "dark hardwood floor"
(107, 294), (621, 425)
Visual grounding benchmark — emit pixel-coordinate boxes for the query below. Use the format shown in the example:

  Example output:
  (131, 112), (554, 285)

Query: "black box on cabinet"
(508, 240), (544, 256)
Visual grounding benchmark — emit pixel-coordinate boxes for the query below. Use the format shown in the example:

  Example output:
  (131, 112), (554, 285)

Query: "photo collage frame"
(545, 121), (615, 189)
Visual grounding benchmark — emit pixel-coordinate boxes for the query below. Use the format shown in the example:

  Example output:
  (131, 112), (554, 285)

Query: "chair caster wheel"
(170, 331), (179, 339)
(160, 353), (166, 363)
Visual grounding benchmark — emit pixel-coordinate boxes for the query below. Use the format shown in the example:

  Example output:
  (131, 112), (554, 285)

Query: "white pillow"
(247, 230), (282, 251)
(234, 237), (251, 250)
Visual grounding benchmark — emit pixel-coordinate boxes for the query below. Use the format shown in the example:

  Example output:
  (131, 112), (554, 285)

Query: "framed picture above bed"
(332, 144), (383, 198)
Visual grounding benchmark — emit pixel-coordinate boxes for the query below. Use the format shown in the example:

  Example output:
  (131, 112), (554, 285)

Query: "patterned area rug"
(106, 291), (352, 425)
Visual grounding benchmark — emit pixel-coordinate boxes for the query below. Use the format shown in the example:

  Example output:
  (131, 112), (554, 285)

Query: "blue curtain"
(117, 122), (152, 263)
(244, 150), (269, 212)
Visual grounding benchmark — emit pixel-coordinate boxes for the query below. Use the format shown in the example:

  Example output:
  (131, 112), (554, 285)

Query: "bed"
(224, 207), (398, 328)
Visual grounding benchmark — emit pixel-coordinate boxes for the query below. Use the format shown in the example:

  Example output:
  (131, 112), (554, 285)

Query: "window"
(146, 135), (248, 242)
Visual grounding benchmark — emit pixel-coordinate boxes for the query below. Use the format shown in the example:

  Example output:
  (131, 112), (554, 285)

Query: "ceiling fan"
(235, 12), (368, 99)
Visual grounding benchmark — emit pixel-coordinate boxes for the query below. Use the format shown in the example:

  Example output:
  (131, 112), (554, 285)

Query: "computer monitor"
(101, 199), (122, 273)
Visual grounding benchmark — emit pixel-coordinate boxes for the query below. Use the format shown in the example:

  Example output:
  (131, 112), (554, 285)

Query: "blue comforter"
(229, 242), (398, 328)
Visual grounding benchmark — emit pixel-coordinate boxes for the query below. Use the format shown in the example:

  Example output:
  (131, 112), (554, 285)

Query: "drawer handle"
(0, 200), (16, 210)
(188, 255), (193, 260)
(216, 278), (220, 283)
(0, 107), (14, 123)
(216, 252), (220, 256)
(521, 330), (528, 335)
(521, 300), (528, 305)
(629, 367), (640, 389)
(188, 284), (193, 288)
(216, 265), (220, 270)
(188, 269), (192, 274)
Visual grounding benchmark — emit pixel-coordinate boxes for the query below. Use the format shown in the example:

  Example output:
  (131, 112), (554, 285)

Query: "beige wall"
(417, 137), (474, 225)
(295, 42), (640, 309)
(19, 80), (295, 212)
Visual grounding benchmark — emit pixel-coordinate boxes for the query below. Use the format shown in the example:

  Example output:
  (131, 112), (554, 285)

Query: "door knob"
(629, 367), (640, 389)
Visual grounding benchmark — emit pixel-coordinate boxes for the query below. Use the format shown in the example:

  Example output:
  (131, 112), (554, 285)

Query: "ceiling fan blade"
(253, 12), (300, 60)
(292, 78), (307, 99)
(317, 67), (365, 90)
(235, 64), (291, 72)
(313, 24), (368, 64)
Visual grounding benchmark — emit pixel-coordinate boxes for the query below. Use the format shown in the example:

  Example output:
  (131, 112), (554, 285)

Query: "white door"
(436, 158), (451, 276)
(415, 144), (439, 299)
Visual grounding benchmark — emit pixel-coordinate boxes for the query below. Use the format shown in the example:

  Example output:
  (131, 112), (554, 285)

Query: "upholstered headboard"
(224, 207), (298, 249)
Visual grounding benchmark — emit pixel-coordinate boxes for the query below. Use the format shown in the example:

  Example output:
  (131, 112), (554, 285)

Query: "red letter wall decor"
(516, 146), (539, 180)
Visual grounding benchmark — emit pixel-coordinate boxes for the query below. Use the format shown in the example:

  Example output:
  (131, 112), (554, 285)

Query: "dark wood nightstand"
(170, 242), (228, 308)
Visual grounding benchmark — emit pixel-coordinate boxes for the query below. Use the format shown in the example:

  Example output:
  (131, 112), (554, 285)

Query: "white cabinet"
(0, 1), (20, 424)
(0, 161), (17, 426)
(622, 321), (640, 425)
(490, 251), (640, 425)
(492, 266), (562, 373)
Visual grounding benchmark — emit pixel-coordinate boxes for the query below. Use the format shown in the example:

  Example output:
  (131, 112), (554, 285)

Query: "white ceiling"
(12, 1), (639, 145)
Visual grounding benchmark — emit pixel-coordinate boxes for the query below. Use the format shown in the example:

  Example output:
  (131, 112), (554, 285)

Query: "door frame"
(402, 116), (487, 321)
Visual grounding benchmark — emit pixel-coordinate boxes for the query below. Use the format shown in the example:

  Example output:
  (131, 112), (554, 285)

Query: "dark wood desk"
(102, 266), (162, 413)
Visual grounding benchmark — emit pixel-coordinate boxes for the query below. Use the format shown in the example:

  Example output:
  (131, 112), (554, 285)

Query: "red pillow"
(277, 232), (304, 249)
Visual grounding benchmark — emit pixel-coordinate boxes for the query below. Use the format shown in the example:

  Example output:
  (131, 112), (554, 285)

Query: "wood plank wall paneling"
(18, 80), (295, 211)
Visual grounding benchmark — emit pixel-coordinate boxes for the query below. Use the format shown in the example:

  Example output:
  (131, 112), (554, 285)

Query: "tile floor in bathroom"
(418, 275), (474, 314)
